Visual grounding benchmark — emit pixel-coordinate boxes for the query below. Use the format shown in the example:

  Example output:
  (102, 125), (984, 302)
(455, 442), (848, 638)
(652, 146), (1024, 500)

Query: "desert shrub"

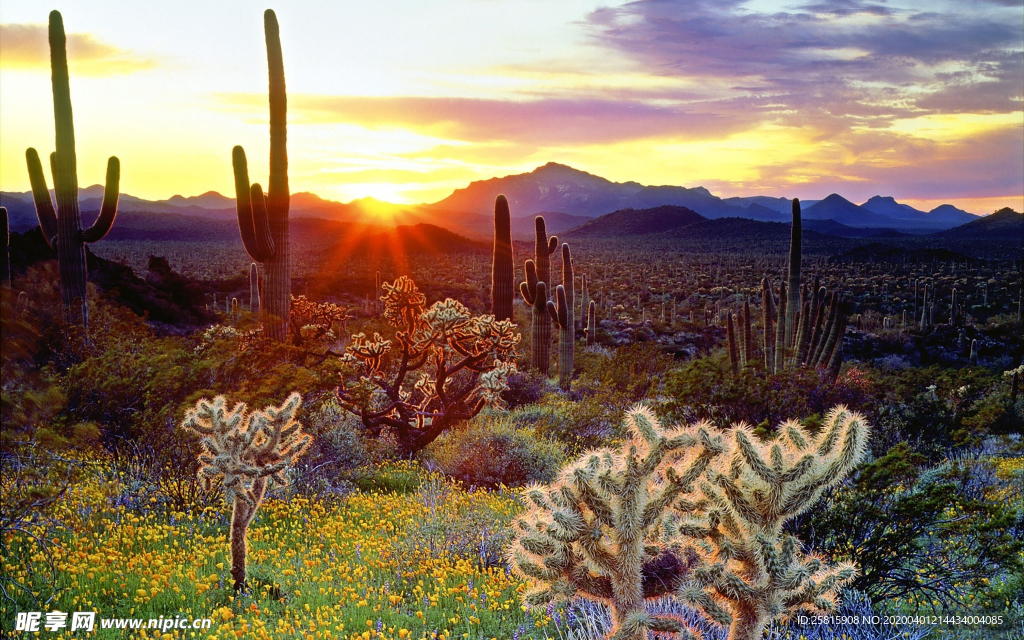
(525, 396), (623, 453)
(789, 444), (1024, 613)
(574, 342), (675, 403)
(663, 352), (872, 429)
(352, 460), (425, 494)
(427, 412), (564, 488)
(398, 473), (516, 568)
(501, 370), (549, 408)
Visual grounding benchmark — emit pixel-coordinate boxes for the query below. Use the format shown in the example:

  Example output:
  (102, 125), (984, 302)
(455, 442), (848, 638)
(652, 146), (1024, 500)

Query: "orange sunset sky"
(1, 0), (1021, 214)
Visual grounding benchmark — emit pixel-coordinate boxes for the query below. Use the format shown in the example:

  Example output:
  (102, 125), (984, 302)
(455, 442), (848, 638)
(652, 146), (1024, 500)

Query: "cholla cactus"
(509, 406), (725, 640)
(675, 406), (869, 640)
(180, 393), (311, 590)
(289, 294), (353, 345)
(337, 276), (519, 454)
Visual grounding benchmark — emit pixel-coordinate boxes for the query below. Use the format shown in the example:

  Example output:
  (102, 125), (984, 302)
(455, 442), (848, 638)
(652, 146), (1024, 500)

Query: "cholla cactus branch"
(677, 406), (869, 640)
(509, 405), (725, 640)
(337, 276), (519, 454)
(180, 393), (311, 591)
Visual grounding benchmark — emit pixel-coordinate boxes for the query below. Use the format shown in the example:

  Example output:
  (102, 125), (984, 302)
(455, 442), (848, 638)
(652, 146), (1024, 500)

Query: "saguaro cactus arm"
(25, 149), (59, 248)
(80, 156), (120, 243)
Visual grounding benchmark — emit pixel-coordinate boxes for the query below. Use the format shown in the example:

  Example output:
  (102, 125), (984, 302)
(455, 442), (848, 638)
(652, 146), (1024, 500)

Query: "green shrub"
(427, 412), (564, 488)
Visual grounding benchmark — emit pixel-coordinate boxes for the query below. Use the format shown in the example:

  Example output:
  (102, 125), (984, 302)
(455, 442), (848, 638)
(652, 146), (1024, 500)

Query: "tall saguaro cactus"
(234, 10), (290, 341)
(520, 216), (558, 374)
(491, 195), (515, 321)
(784, 199), (802, 362)
(25, 11), (120, 327)
(586, 299), (597, 346)
(1, 207), (9, 288)
(546, 243), (575, 390)
(181, 393), (311, 591)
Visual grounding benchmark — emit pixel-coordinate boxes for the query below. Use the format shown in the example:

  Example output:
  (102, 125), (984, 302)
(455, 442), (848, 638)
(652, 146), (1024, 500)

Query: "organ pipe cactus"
(491, 195), (515, 322)
(25, 11), (120, 327)
(180, 393), (311, 591)
(521, 216), (558, 374)
(675, 406), (869, 640)
(546, 243), (575, 390)
(233, 10), (290, 341)
(509, 405), (725, 640)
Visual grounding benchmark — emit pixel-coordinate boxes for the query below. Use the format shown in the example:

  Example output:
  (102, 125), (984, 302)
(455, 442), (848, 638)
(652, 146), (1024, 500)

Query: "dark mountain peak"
(989, 207), (1022, 219)
(819, 193), (852, 204)
(564, 204), (705, 238)
(864, 195), (897, 205)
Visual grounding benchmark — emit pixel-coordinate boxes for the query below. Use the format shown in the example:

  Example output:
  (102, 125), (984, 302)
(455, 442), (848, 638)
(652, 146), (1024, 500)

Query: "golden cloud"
(0, 23), (157, 75)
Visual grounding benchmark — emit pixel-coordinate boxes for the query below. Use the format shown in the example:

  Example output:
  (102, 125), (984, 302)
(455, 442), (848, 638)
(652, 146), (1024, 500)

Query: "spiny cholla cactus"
(509, 406), (725, 640)
(675, 406), (869, 640)
(180, 393), (311, 590)
(289, 294), (353, 345)
(337, 276), (519, 454)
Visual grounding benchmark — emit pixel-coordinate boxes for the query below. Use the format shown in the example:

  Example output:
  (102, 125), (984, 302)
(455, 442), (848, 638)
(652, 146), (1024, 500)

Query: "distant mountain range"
(0, 162), (1000, 244)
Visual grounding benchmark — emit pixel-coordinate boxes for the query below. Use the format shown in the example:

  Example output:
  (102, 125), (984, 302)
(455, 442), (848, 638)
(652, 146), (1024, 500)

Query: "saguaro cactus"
(762, 277), (774, 370)
(180, 393), (311, 591)
(784, 199), (802, 363)
(727, 311), (740, 374)
(25, 11), (120, 327)
(249, 263), (261, 313)
(521, 264), (551, 375)
(491, 195), (515, 322)
(520, 216), (558, 375)
(1, 207), (9, 288)
(546, 243), (575, 390)
(676, 406), (870, 640)
(233, 10), (290, 341)
(586, 299), (597, 347)
(509, 406), (724, 640)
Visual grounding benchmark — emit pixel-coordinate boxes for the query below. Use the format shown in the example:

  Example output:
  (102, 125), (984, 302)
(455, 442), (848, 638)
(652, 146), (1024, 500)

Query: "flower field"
(3, 463), (557, 640)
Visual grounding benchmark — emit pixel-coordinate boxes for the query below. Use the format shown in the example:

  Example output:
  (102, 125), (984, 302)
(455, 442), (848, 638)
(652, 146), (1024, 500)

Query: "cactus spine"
(25, 11), (120, 327)
(180, 393), (311, 591)
(520, 216), (557, 375)
(546, 243), (575, 390)
(586, 299), (597, 346)
(233, 10), (290, 341)
(491, 195), (515, 322)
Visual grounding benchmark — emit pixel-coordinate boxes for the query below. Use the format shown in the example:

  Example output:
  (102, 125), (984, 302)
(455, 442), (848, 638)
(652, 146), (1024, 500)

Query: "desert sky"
(1, 0), (1021, 214)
